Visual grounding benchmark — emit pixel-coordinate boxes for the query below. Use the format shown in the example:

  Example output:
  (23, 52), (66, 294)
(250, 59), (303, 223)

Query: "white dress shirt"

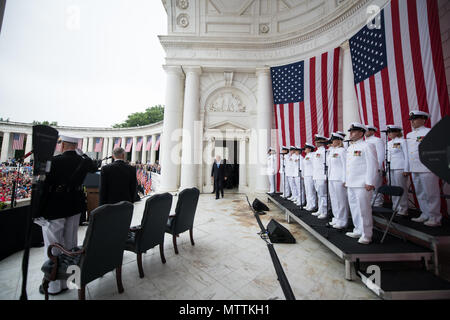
(388, 137), (409, 171)
(312, 146), (326, 180)
(303, 152), (315, 177)
(365, 135), (385, 170)
(345, 139), (378, 188)
(328, 146), (346, 183)
(405, 126), (431, 173)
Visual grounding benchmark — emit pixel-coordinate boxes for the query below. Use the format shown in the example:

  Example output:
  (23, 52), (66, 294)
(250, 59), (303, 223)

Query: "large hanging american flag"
(125, 138), (133, 152)
(349, 0), (449, 135)
(94, 138), (103, 152)
(12, 133), (24, 150)
(135, 137), (143, 152)
(153, 135), (161, 151)
(77, 139), (83, 150)
(113, 138), (121, 149)
(271, 47), (341, 191)
(146, 136), (152, 151)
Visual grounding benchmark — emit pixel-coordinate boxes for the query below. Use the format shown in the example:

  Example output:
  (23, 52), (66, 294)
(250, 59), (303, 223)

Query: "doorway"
(214, 139), (239, 191)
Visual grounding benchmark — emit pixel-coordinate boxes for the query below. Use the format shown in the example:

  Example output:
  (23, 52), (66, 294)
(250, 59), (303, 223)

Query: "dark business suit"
(211, 162), (226, 199)
(100, 160), (137, 205)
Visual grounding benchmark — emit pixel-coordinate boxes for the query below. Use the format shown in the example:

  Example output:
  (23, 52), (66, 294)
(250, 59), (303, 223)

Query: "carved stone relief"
(207, 92), (246, 113)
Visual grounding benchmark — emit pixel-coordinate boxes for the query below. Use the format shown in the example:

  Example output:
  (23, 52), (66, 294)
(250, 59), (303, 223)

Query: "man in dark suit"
(100, 147), (137, 205)
(38, 135), (99, 295)
(211, 155), (227, 200)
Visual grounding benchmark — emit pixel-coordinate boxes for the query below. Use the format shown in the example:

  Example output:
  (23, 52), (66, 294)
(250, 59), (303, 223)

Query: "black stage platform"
(265, 193), (450, 299)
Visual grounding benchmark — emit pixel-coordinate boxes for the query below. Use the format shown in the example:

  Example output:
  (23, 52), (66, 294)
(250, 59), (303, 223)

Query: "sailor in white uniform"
(293, 146), (306, 206)
(312, 135), (329, 218)
(386, 125), (409, 216)
(280, 146), (291, 198)
(328, 133), (349, 229)
(406, 111), (442, 227)
(345, 123), (378, 244)
(303, 143), (317, 211)
(365, 125), (385, 207)
(267, 147), (277, 194)
(286, 146), (299, 202)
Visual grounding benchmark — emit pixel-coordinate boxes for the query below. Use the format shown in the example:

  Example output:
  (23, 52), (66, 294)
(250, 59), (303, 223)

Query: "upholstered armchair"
(40, 201), (134, 300)
(165, 187), (200, 254)
(125, 192), (173, 278)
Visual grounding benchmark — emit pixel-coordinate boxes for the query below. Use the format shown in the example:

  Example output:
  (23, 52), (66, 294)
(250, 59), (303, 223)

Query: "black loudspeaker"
(253, 198), (270, 212)
(419, 115), (450, 184)
(267, 219), (296, 244)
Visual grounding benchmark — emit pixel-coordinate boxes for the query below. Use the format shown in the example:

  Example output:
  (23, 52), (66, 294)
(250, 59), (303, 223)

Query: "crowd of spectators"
(0, 160), (33, 205)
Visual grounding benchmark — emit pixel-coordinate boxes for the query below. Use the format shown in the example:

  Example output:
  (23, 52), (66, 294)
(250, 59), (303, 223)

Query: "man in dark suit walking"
(211, 155), (227, 200)
(100, 147), (137, 205)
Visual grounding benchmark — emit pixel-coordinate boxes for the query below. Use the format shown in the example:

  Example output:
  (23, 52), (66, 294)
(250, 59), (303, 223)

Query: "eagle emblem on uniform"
(354, 150), (362, 157)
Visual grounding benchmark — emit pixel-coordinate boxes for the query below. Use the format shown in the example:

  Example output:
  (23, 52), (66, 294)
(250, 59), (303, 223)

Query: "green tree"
(32, 120), (58, 126)
(113, 105), (164, 128)
(0, 118), (10, 122)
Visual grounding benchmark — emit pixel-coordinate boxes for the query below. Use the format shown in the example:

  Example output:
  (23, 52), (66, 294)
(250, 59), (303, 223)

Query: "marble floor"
(0, 193), (378, 300)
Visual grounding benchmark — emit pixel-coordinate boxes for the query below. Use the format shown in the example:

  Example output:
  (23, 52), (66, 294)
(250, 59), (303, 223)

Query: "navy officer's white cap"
(289, 145), (296, 150)
(304, 143), (315, 150)
(409, 110), (429, 119)
(314, 134), (328, 141)
(386, 124), (402, 131)
(366, 125), (378, 132)
(348, 122), (367, 132)
(331, 132), (345, 140)
(59, 135), (80, 144)
(336, 131), (346, 138)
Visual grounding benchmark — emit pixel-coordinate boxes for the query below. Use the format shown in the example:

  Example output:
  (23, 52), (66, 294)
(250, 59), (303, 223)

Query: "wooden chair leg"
(189, 228), (195, 246)
(137, 253), (144, 278)
(173, 234), (179, 254)
(42, 279), (49, 301)
(116, 265), (124, 293)
(159, 242), (166, 264)
(78, 285), (86, 300)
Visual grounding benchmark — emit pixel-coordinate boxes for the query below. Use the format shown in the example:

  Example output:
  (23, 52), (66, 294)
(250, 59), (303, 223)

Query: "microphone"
(344, 140), (352, 143)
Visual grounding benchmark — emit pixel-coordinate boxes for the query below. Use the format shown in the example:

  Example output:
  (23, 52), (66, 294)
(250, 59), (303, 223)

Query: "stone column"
(239, 137), (248, 190)
(141, 136), (148, 164)
(121, 136), (126, 149)
(102, 137), (108, 158)
(24, 134), (32, 154)
(341, 40), (360, 132)
(87, 137), (94, 153)
(81, 138), (88, 153)
(150, 134), (157, 164)
(180, 66), (202, 189)
(159, 66), (185, 192)
(255, 67), (273, 193)
(108, 137), (114, 157)
(0, 131), (10, 163)
(131, 136), (137, 164)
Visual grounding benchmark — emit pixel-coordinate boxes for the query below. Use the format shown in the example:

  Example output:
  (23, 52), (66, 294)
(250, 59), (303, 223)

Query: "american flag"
(113, 138), (121, 149)
(135, 137), (143, 152)
(125, 138), (133, 152)
(77, 139), (83, 150)
(153, 135), (161, 151)
(12, 133), (24, 150)
(349, 0), (449, 136)
(146, 136), (152, 151)
(271, 47), (341, 191)
(94, 138), (103, 152)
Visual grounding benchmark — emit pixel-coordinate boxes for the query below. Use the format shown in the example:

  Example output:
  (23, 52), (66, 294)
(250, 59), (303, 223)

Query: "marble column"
(341, 40), (360, 132)
(24, 134), (32, 155)
(141, 136), (148, 164)
(87, 137), (94, 153)
(255, 67), (273, 193)
(131, 136), (137, 163)
(239, 137), (248, 190)
(108, 137), (114, 157)
(102, 137), (108, 158)
(0, 131), (10, 163)
(121, 137), (126, 149)
(180, 66), (201, 189)
(159, 66), (185, 192)
(82, 137), (88, 153)
(150, 134), (157, 164)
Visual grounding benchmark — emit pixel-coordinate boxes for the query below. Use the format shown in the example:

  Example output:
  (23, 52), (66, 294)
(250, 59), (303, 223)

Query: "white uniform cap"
(314, 134), (328, 141)
(366, 125), (378, 132)
(336, 131), (346, 138)
(289, 145), (296, 150)
(348, 122), (367, 132)
(409, 110), (430, 119)
(59, 135), (80, 144)
(304, 143), (315, 149)
(386, 124), (402, 131)
(331, 132), (345, 140)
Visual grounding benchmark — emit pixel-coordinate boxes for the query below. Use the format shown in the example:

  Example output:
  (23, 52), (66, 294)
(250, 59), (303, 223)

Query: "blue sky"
(0, 0), (167, 127)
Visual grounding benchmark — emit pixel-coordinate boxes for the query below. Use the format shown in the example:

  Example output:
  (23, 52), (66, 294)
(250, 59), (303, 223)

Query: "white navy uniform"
(365, 135), (385, 206)
(294, 153), (306, 205)
(406, 126), (441, 224)
(328, 146), (349, 228)
(280, 153), (291, 197)
(267, 153), (277, 193)
(303, 151), (317, 211)
(286, 152), (299, 201)
(388, 137), (409, 214)
(312, 146), (328, 216)
(346, 139), (378, 241)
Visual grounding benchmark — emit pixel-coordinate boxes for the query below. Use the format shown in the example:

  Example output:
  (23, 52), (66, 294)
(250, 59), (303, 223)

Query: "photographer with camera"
(36, 135), (99, 296)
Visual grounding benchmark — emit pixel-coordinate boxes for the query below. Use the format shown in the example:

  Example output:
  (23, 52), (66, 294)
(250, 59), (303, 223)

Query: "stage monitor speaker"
(419, 115), (450, 184)
(253, 198), (269, 212)
(267, 219), (295, 244)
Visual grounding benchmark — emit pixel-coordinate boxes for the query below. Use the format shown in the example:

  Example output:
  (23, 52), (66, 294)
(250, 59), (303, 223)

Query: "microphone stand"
(323, 146), (332, 216)
(298, 150), (304, 210)
(282, 154), (286, 198)
(382, 132), (391, 187)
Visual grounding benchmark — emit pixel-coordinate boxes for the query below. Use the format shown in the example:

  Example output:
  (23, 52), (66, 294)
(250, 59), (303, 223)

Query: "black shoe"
(39, 284), (68, 296)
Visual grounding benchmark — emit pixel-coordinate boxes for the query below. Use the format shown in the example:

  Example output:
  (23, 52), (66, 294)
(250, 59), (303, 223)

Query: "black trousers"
(214, 179), (224, 199)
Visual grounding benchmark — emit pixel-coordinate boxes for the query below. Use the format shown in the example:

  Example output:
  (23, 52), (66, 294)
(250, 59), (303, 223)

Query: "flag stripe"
(309, 57), (318, 140)
(321, 52), (329, 135)
(333, 48), (340, 132)
(369, 75), (380, 136)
